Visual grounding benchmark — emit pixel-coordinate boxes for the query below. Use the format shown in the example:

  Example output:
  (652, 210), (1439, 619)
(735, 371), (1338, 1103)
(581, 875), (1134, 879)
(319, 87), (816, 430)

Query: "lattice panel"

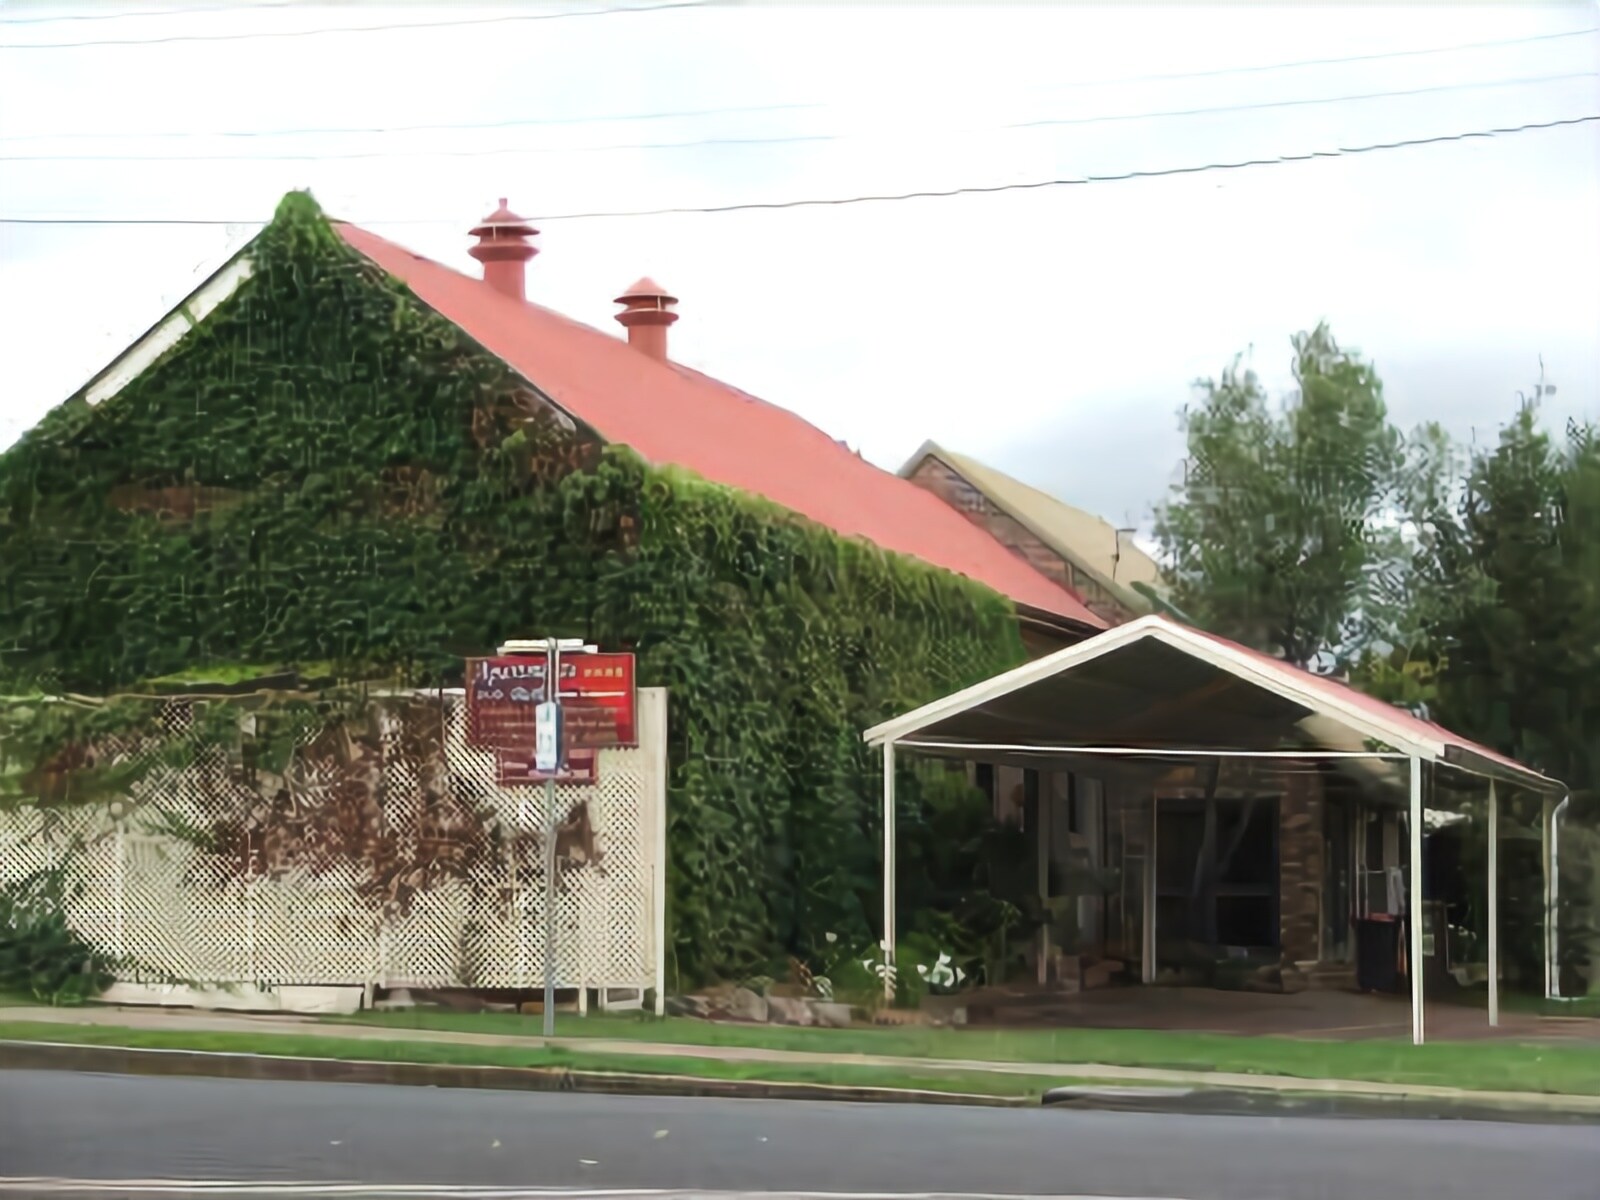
(0, 689), (666, 998)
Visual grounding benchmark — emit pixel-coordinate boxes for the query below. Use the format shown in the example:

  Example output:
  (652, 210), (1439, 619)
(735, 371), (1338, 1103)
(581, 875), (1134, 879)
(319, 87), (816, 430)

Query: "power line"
(0, 1), (302, 23)
(522, 115), (1600, 220)
(0, 101), (826, 144)
(5, 71), (1593, 163)
(0, 0), (715, 48)
(0, 7), (1589, 59)
(2, 114), (1592, 227)
(1032, 25), (1599, 92)
(4, 28), (1596, 143)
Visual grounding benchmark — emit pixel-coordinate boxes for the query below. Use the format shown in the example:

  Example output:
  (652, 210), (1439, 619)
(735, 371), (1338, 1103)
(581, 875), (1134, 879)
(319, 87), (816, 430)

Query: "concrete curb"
(1040, 1084), (1600, 1126)
(5, 1039), (1594, 1124)
(0, 1040), (1028, 1109)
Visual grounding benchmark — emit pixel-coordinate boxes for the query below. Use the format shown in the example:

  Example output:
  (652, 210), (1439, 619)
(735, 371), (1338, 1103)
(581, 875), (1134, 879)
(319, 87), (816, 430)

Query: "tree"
(1429, 400), (1599, 792)
(1154, 323), (1404, 670)
(1422, 388), (1600, 994)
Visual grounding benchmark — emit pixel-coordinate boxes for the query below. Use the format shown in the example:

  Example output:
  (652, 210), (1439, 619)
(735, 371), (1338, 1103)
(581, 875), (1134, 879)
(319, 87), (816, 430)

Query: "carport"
(864, 615), (1568, 1044)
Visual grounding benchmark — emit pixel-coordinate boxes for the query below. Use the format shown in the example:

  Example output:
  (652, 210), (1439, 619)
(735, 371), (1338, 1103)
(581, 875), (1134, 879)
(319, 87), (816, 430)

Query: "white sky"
(1, 1), (1597, 535)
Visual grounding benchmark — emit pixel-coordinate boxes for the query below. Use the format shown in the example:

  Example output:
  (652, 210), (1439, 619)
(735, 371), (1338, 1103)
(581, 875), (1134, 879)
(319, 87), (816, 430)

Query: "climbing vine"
(0, 191), (1026, 983)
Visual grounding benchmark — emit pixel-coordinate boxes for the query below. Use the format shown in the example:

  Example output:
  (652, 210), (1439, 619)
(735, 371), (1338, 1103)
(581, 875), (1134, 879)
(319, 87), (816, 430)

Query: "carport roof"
(863, 614), (1562, 793)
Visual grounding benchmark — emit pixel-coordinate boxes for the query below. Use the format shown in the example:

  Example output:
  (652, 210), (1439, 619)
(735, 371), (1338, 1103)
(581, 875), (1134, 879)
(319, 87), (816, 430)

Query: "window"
(1156, 796), (1279, 958)
(974, 762), (995, 807)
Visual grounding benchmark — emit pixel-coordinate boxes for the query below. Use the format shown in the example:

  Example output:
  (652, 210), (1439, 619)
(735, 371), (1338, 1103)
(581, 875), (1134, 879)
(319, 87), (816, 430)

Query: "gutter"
(1015, 605), (1104, 642)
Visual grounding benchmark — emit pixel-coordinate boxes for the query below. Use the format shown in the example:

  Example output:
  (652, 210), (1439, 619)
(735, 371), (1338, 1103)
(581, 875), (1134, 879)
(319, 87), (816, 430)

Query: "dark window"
(974, 763), (995, 805)
(1156, 796), (1280, 956)
(1217, 895), (1278, 948)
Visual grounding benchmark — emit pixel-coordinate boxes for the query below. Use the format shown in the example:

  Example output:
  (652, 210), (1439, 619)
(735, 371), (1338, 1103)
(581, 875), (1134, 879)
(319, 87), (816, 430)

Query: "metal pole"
(1541, 795), (1554, 1000)
(1551, 793), (1569, 1000)
(1143, 794), (1158, 984)
(543, 636), (561, 1038)
(650, 688), (668, 1018)
(1487, 779), (1499, 1028)
(113, 822), (126, 965)
(1037, 773), (1051, 986)
(1408, 756), (1425, 1046)
(883, 740), (896, 1002)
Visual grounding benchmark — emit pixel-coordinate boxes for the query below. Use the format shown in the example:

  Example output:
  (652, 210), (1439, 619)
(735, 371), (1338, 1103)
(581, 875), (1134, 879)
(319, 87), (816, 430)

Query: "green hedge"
(0, 191), (1026, 983)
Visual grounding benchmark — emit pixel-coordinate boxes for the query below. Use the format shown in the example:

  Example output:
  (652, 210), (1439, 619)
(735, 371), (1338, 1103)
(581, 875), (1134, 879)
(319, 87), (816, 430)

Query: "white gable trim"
(84, 253), (256, 408)
(863, 614), (1446, 762)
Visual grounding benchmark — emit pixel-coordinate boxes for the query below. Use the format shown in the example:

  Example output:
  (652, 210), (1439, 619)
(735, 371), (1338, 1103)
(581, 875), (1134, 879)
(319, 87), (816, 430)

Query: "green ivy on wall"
(0, 191), (1026, 983)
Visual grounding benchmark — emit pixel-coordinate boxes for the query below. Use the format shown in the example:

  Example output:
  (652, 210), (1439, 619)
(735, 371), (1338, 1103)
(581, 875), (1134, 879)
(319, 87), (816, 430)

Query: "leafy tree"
(1435, 408), (1599, 786)
(1154, 323), (1404, 670)
(1420, 385), (1600, 994)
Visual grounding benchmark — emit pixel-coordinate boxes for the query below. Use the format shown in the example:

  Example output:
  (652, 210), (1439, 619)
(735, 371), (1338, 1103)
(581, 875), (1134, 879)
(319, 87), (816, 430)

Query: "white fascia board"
(83, 253), (256, 408)
(864, 613), (1446, 762)
(862, 614), (1167, 745)
(1148, 622), (1444, 760)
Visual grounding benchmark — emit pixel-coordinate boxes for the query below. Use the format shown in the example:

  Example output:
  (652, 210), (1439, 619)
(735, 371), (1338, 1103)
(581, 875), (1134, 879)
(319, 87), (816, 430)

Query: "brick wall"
(907, 457), (1135, 625)
(1279, 766), (1325, 970)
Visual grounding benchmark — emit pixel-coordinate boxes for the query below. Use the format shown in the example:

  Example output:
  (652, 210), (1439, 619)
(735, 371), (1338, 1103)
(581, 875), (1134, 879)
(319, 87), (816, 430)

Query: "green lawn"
(0, 1021), (1051, 1100)
(332, 1008), (1600, 1096)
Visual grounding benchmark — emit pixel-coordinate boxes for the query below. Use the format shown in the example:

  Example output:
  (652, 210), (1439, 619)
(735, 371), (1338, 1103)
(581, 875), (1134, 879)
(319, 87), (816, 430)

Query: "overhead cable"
(0, 0), (716, 49)
(4, 72), (1593, 162)
(2, 113), (1592, 227)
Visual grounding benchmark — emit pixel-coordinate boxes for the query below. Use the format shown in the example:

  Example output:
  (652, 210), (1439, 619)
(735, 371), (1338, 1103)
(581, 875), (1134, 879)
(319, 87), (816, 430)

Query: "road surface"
(1, 1069), (1595, 1199)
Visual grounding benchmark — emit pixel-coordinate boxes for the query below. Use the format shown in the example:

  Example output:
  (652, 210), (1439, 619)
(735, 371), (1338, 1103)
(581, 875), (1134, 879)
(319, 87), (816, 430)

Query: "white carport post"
(1142, 796), (1158, 984)
(1487, 779), (1499, 1028)
(1542, 794), (1558, 1000)
(882, 739), (896, 1002)
(1408, 755), (1426, 1046)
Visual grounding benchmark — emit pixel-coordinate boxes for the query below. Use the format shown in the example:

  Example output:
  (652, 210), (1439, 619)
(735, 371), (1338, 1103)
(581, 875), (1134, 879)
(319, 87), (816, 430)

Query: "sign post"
(469, 639), (638, 1036)
(539, 639), (562, 1038)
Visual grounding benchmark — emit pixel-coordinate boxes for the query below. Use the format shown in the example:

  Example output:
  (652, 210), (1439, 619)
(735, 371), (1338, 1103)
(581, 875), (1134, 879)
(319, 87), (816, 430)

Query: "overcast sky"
(1, 1), (1596, 535)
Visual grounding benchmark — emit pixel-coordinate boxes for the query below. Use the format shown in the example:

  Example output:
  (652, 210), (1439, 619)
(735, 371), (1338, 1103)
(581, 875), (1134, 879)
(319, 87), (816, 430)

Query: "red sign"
(466, 653), (637, 751)
(495, 744), (599, 787)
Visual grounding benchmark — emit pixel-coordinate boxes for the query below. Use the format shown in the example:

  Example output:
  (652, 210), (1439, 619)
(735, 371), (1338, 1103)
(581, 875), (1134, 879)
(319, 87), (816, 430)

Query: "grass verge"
(0, 1021), (1059, 1101)
(332, 1009), (1600, 1096)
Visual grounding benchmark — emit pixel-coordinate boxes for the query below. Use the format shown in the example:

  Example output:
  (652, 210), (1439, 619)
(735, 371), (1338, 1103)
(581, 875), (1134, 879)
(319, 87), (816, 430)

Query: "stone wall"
(906, 457), (1135, 625)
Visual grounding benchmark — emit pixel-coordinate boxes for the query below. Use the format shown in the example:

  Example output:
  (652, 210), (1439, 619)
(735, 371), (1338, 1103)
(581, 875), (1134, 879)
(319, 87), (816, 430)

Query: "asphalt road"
(1, 1069), (1596, 1200)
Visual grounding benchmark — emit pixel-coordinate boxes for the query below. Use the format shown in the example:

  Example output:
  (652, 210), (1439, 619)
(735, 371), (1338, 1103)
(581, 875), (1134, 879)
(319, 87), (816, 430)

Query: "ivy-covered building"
(0, 192), (1104, 984)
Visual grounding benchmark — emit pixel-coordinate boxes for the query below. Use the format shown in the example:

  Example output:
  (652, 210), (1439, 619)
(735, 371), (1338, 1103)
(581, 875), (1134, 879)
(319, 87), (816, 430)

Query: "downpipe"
(1548, 791), (1571, 1001)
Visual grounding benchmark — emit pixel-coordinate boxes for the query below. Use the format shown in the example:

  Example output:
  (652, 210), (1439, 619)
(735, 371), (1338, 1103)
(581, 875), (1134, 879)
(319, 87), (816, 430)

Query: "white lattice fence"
(0, 687), (668, 1001)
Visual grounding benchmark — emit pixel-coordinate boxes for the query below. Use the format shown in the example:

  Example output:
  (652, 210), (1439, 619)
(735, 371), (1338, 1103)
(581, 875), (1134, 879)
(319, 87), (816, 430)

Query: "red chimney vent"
(468, 198), (538, 301)
(613, 276), (678, 362)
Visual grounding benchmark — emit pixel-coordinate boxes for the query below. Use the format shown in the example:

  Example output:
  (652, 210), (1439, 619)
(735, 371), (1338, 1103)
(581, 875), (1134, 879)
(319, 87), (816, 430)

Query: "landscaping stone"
(919, 994), (969, 1026)
(766, 995), (815, 1026)
(808, 1000), (854, 1029)
(664, 994), (711, 1019)
(691, 984), (768, 1023)
(871, 1007), (932, 1026)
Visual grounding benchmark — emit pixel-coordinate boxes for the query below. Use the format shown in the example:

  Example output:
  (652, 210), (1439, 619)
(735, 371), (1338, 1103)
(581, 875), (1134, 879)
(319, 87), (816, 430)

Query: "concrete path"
(5, 1003), (1598, 1113)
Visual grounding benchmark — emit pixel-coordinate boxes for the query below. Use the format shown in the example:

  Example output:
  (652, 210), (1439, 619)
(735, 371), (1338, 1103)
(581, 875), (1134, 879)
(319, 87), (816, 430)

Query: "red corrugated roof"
(1172, 618), (1538, 778)
(336, 223), (1105, 629)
